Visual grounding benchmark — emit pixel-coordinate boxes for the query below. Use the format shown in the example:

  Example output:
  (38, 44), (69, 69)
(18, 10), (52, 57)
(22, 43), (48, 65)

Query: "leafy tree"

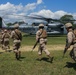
(60, 15), (75, 24)
(7, 23), (13, 27)
(73, 24), (76, 29)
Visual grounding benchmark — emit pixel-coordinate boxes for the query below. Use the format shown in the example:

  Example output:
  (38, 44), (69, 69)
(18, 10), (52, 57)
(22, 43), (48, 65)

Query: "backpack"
(14, 29), (22, 41)
(4, 33), (10, 38)
(73, 29), (76, 37)
(40, 30), (47, 38)
(70, 29), (76, 62)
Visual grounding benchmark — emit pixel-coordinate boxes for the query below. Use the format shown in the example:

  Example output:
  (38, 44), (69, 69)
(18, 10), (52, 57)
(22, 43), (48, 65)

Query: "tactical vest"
(0, 33), (2, 39)
(14, 29), (22, 40)
(73, 29), (76, 37)
(70, 29), (76, 62)
(40, 29), (47, 38)
(73, 29), (76, 43)
(4, 33), (10, 38)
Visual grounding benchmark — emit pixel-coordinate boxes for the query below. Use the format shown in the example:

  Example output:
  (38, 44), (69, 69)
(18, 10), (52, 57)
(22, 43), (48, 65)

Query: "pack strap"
(14, 30), (21, 40)
(39, 29), (43, 37)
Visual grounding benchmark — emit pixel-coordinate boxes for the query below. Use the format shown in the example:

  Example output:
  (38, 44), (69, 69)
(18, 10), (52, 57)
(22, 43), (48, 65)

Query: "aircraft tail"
(0, 17), (7, 28)
(0, 17), (2, 28)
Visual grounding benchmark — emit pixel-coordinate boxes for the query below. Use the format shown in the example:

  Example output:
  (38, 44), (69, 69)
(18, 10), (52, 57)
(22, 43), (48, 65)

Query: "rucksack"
(73, 29), (76, 37)
(14, 29), (22, 41)
(40, 30), (47, 38)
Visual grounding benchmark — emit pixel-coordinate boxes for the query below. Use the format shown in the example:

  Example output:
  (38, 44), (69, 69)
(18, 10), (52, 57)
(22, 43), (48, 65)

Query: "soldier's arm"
(8, 33), (10, 38)
(2, 33), (5, 39)
(63, 38), (69, 57)
(10, 31), (14, 38)
(20, 32), (22, 41)
(36, 31), (40, 41)
(67, 32), (73, 48)
(63, 33), (73, 57)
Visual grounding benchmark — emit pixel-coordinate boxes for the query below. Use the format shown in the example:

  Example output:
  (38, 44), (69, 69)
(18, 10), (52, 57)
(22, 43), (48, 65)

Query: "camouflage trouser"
(3, 38), (10, 50)
(13, 40), (21, 60)
(70, 44), (76, 62)
(0, 40), (3, 47)
(13, 40), (21, 51)
(38, 38), (50, 55)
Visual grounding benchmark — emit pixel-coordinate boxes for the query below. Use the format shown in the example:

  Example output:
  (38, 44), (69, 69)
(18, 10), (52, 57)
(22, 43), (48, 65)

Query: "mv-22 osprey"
(0, 15), (75, 35)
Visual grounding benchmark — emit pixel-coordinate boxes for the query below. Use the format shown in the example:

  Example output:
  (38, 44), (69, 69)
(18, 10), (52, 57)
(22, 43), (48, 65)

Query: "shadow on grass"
(16, 57), (26, 61)
(0, 52), (4, 54)
(20, 56), (26, 59)
(8, 50), (13, 52)
(41, 57), (49, 61)
(64, 62), (76, 70)
(36, 57), (53, 63)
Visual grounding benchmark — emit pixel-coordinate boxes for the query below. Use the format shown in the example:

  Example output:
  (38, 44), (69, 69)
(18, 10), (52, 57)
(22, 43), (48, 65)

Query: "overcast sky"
(0, 0), (76, 23)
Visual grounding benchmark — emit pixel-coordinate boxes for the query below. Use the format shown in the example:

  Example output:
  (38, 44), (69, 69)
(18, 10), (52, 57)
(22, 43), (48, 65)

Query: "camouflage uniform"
(2, 29), (10, 51)
(0, 31), (4, 49)
(11, 24), (22, 60)
(36, 24), (53, 62)
(65, 23), (76, 62)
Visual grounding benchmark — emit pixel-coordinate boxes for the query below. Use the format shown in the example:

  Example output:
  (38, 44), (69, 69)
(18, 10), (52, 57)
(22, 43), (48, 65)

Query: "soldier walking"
(2, 29), (10, 51)
(11, 24), (22, 60)
(64, 23), (76, 62)
(0, 30), (4, 49)
(36, 24), (54, 63)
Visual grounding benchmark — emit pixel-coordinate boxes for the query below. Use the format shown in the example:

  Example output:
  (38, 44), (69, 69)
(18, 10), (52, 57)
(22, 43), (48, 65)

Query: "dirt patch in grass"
(20, 45), (73, 51)
(0, 45), (73, 52)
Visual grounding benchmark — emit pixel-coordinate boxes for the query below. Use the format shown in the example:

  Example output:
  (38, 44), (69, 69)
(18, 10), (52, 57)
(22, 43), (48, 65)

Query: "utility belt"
(4, 38), (9, 41)
(40, 37), (47, 39)
(14, 39), (21, 43)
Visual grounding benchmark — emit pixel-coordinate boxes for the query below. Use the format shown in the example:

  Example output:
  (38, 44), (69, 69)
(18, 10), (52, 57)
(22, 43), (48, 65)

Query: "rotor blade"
(62, 19), (76, 21)
(4, 14), (76, 23)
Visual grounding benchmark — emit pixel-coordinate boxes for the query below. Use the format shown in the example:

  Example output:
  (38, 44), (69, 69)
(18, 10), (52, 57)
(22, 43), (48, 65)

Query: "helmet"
(39, 24), (44, 27)
(14, 24), (19, 28)
(4, 29), (7, 32)
(65, 23), (72, 28)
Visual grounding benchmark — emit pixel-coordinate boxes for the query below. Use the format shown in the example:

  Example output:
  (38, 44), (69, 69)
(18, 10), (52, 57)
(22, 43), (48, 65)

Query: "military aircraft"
(1, 14), (76, 35)
(0, 16), (65, 35)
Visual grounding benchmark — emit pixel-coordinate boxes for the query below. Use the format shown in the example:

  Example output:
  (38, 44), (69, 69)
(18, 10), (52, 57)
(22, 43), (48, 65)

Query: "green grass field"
(21, 35), (66, 46)
(0, 51), (76, 75)
(0, 36), (76, 75)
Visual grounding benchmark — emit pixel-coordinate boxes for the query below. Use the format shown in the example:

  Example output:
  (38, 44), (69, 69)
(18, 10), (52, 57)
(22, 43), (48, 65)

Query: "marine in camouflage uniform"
(2, 29), (10, 51)
(11, 24), (22, 60)
(65, 23), (76, 62)
(36, 24), (54, 63)
(0, 30), (4, 49)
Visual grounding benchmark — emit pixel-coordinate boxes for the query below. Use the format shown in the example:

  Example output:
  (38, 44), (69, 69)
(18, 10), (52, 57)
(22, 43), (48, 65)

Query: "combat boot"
(19, 51), (21, 58)
(49, 57), (54, 63)
(15, 52), (19, 60)
(74, 57), (76, 62)
(2, 46), (4, 50)
(8, 46), (10, 49)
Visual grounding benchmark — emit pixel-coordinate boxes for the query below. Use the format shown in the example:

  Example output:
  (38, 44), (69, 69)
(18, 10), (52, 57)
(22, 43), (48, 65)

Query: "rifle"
(63, 39), (68, 57)
(63, 39), (74, 57)
(63, 47), (68, 57)
(14, 30), (22, 41)
(32, 38), (40, 51)
(32, 30), (44, 52)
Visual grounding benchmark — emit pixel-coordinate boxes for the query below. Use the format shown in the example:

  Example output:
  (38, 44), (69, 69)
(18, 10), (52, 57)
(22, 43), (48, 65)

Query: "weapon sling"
(14, 30), (21, 40)
(32, 30), (44, 50)
(2, 34), (6, 42)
